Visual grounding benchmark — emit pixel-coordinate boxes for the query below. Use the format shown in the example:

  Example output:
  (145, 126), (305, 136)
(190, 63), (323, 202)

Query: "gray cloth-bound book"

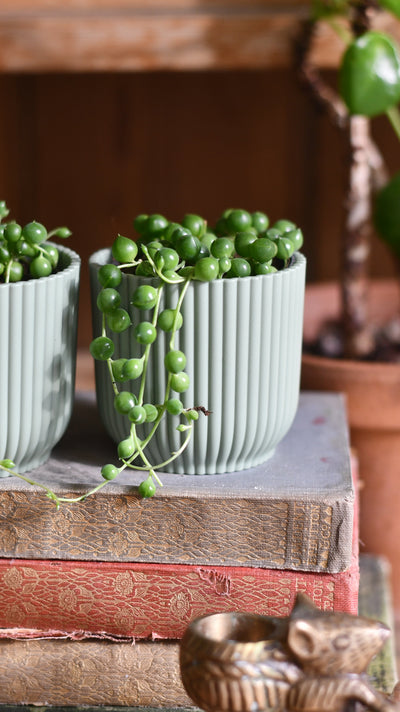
(0, 391), (354, 572)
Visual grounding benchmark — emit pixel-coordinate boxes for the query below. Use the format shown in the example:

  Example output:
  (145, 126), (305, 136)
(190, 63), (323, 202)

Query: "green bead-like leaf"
(0, 201), (10, 220)
(0, 459), (15, 469)
(53, 227), (72, 238)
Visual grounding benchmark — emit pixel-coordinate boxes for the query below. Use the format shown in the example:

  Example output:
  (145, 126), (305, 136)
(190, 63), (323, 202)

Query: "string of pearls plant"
(0, 200), (71, 283)
(0, 208), (303, 507)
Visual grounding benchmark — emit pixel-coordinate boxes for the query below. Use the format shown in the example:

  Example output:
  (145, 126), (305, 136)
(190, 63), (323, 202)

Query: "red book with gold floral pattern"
(0, 554), (359, 640)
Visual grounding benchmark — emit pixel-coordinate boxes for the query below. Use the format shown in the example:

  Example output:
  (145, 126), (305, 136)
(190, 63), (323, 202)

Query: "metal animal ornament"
(180, 593), (400, 712)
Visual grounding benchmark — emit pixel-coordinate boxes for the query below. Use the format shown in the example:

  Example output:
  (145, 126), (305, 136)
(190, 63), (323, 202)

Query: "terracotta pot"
(301, 280), (400, 606)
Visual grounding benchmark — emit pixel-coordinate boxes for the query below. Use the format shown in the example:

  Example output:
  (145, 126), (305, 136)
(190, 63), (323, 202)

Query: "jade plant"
(0, 201), (71, 282)
(0, 208), (304, 506)
(298, 0), (400, 359)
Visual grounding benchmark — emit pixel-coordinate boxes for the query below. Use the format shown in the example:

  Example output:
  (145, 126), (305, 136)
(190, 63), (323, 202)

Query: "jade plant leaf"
(379, 0), (400, 19)
(339, 31), (400, 117)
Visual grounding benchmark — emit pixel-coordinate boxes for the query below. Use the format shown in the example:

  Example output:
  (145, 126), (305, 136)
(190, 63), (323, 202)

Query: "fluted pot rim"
(89, 247), (306, 285)
(0, 243), (81, 293)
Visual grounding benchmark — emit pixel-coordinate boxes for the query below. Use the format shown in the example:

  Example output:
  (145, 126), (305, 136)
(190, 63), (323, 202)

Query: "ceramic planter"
(0, 244), (80, 473)
(90, 248), (306, 475)
(301, 280), (400, 606)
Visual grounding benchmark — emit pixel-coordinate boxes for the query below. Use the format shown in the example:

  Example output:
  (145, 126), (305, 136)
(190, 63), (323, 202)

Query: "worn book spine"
(0, 550), (359, 640)
(0, 638), (192, 708)
(0, 489), (351, 571)
(0, 555), (391, 710)
(0, 392), (355, 573)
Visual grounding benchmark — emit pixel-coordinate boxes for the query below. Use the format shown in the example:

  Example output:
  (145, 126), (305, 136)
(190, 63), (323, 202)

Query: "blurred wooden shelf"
(0, 0), (399, 73)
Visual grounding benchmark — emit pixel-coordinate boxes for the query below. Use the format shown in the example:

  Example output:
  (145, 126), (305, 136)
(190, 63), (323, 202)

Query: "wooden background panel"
(0, 69), (398, 349)
(0, 70), (315, 347)
(0, 78), (20, 209)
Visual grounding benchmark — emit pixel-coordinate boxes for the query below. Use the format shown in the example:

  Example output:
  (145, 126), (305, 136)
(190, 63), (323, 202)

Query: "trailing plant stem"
(132, 429), (161, 485)
(138, 285), (163, 405)
(96, 275), (195, 493)
(0, 462), (120, 508)
(327, 18), (352, 45)
(169, 278), (190, 350)
(4, 260), (12, 284)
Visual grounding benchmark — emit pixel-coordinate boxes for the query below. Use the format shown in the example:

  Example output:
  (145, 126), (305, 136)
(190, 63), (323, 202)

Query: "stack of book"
(0, 391), (360, 707)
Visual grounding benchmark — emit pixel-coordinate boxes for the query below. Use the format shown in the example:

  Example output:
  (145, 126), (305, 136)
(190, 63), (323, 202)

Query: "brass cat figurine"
(180, 593), (400, 712)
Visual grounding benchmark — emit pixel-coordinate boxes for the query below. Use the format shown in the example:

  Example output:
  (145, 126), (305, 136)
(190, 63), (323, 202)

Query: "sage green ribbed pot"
(0, 244), (80, 473)
(89, 249), (306, 475)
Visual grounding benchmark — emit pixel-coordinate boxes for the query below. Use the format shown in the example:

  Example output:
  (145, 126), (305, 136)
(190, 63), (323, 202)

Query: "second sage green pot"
(89, 249), (306, 475)
(0, 244), (81, 473)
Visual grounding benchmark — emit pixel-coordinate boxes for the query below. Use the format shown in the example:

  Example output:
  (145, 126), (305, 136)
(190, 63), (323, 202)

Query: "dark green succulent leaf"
(312, 0), (350, 18)
(339, 31), (400, 117)
(378, 0), (400, 19)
